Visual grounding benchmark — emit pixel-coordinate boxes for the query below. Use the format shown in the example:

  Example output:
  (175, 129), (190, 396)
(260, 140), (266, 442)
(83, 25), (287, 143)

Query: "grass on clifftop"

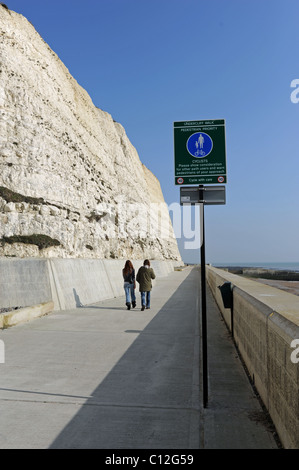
(0, 186), (44, 205)
(1, 234), (60, 250)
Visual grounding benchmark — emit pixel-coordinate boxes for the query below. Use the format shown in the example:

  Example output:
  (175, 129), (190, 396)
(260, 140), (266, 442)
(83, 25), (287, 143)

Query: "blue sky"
(5, 0), (299, 264)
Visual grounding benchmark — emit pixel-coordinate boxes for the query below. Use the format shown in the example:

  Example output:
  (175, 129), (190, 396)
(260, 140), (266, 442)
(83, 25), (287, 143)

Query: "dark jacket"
(123, 269), (135, 284)
(136, 266), (156, 292)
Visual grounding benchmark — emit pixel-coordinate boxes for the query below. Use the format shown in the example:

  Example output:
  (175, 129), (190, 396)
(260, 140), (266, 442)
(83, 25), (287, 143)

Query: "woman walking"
(122, 260), (136, 310)
(136, 259), (156, 311)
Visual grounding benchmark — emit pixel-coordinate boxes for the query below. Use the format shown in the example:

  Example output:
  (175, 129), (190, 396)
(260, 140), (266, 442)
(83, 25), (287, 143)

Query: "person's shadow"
(73, 288), (83, 308)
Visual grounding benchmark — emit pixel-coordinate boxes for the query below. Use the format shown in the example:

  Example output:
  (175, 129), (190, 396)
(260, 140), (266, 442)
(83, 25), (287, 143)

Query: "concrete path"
(0, 267), (279, 449)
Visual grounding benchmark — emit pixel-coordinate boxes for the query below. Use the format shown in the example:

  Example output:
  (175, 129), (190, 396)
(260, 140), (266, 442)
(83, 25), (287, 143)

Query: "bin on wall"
(218, 282), (233, 309)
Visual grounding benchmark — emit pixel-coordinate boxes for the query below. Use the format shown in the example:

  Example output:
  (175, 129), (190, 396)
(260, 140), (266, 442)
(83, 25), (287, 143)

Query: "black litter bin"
(218, 282), (233, 309)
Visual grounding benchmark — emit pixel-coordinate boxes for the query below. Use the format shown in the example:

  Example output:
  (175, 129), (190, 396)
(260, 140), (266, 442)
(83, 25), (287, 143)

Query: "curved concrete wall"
(207, 265), (299, 449)
(0, 258), (181, 312)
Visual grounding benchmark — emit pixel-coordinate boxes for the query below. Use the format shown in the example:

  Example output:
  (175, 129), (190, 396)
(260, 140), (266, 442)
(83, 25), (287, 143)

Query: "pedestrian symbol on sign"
(187, 132), (213, 158)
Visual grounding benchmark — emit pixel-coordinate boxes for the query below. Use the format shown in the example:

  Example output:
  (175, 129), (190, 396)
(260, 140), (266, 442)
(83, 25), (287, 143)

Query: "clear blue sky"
(5, 0), (299, 264)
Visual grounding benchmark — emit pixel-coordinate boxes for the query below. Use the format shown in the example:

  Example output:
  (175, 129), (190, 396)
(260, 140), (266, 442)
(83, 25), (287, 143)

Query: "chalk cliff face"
(0, 7), (182, 261)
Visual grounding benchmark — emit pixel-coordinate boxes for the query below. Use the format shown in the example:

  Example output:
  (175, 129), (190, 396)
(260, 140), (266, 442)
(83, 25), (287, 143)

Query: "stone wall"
(0, 257), (180, 312)
(206, 265), (299, 449)
(0, 6), (181, 262)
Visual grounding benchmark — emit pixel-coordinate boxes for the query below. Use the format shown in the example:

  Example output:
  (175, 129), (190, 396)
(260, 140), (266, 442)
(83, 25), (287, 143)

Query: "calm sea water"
(214, 262), (299, 272)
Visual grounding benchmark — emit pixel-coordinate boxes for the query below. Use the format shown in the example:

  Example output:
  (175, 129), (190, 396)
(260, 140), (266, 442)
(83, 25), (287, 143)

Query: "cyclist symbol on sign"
(187, 132), (213, 158)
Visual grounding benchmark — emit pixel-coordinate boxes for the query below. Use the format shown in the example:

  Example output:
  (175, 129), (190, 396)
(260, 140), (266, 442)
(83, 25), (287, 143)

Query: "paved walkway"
(0, 267), (279, 449)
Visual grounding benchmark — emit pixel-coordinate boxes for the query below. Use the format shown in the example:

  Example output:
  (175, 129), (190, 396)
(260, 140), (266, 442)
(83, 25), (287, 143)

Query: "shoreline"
(215, 266), (299, 297)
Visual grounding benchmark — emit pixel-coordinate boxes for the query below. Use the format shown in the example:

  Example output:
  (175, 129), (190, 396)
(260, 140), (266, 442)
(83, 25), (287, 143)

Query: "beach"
(252, 279), (299, 297)
(216, 266), (299, 297)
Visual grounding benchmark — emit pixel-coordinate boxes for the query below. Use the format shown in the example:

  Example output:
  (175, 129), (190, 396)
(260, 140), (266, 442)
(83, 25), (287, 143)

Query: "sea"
(213, 262), (299, 272)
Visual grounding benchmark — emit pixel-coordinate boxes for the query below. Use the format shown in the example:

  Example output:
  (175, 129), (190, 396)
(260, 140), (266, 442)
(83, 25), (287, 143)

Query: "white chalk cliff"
(0, 6), (182, 261)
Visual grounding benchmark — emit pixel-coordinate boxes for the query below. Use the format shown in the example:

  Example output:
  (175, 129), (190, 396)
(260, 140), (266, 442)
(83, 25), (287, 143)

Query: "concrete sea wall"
(207, 265), (299, 449)
(0, 258), (181, 315)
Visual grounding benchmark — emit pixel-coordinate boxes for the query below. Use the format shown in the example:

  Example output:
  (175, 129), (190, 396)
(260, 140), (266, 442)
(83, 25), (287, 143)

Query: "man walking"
(136, 259), (156, 311)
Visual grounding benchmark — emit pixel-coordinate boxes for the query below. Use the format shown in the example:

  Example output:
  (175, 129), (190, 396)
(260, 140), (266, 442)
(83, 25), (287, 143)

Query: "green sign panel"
(174, 119), (227, 185)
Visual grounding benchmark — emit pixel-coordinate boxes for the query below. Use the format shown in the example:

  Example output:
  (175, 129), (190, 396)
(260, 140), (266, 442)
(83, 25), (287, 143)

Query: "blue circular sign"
(186, 132), (213, 158)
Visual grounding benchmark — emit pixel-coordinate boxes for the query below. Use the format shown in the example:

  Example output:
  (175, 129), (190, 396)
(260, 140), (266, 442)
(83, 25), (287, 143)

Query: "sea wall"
(0, 258), (181, 313)
(206, 265), (299, 449)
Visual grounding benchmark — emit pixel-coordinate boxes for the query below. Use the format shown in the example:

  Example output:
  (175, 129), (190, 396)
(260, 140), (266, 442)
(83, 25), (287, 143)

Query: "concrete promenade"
(0, 266), (279, 449)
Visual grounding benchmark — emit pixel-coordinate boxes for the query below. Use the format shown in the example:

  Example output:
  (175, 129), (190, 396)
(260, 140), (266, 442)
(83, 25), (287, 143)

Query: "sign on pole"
(174, 119), (226, 185)
(180, 185), (226, 205)
(174, 118), (228, 408)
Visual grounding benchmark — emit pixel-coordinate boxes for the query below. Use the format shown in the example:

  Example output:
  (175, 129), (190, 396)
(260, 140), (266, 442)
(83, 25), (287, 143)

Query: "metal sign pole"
(179, 184), (226, 408)
(174, 118), (227, 409)
(200, 200), (208, 408)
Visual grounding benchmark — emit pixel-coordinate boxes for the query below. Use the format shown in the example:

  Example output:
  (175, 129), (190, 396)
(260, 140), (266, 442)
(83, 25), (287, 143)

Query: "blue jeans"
(124, 283), (136, 304)
(141, 291), (151, 308)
